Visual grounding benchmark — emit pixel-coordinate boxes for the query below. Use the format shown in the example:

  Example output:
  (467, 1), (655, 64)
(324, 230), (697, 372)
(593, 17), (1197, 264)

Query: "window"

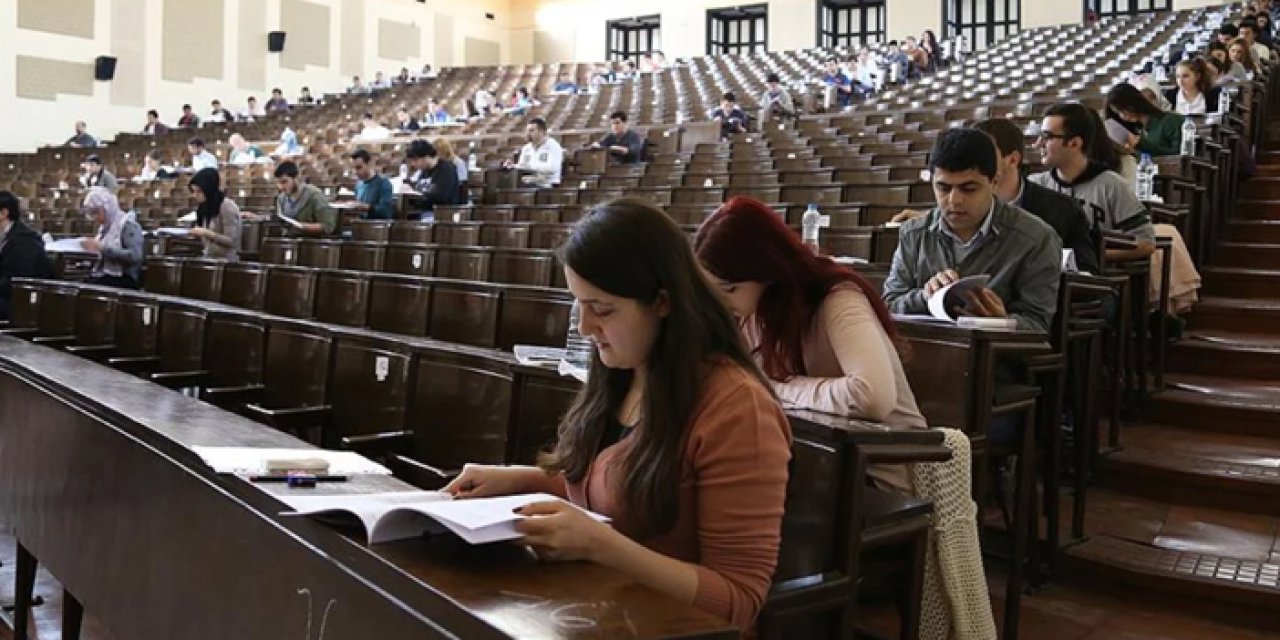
(943, 0), (1020, 51)
(707, 4), (769, 56)
(1085, 0), (1171, 19)
(818, 0), (886, 49)
(606, 15), (661, 63)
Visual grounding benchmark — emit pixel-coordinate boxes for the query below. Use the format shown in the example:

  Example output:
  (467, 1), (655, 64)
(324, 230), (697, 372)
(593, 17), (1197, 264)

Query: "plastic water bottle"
(467, 154), (479, 171)
(801, 204), (823, 252)
(398, 163), (409, 180)
(564, 301), (594, 368)
(1136, 154), (1156, 201)
(1154, 63), (1168, 83)
(1180, 119), (1197, 156)
(1219, 87), (1232, 116)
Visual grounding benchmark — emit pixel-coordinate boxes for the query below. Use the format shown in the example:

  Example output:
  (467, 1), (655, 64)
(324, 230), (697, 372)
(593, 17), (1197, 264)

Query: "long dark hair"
(1086, 107), (1125, 173)
(542, 198), (769, 537)
(190, 167), (225, 227)
(695, 197), (903, 380)
(1106, 82), (1166, 121)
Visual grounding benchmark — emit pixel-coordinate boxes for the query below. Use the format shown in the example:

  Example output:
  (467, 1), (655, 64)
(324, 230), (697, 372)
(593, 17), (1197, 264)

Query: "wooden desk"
(0, 336), (737, 639)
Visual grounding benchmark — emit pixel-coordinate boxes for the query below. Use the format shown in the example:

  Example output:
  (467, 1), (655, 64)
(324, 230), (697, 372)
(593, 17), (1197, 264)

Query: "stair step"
(1147, 373), (1280, 436)
(1202, 267), (1280, 298)
(1065, 536), (1280, 626)
(1190, 296), (1280, 333)
(1231, 200), (1280, 220)
(1104, 423), (1280, 515)
(1226, 220), (1280, 243)
(1212, 242), (1280, 269)
(1168, 331), (1280, 379)
(1242, 179), (1280, 200)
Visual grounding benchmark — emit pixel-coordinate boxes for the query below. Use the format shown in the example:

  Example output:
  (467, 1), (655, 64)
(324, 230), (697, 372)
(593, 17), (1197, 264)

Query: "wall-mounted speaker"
(268, 31), (287, 53)
(94, 56), (117, 81)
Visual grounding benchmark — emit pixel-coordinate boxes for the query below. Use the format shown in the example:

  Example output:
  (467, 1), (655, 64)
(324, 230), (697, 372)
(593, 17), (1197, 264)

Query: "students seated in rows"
(883, 128), (1062, 332)
(425, 100), (451, 124)
(357, 113), (392, 141)
(710, 92), (747, 139)
(592, 111), (645, 164)
(1108, 83), (1185, 156)
(506, 117), (564, 186)
(434, 138), (469, 204)
(1240, 20), (1273, 63)
(297, 87), (316, 106)
(350, 148), (395, 220)
(371, 71), (392, 91)
(177, 104), (200, 128)
(757, 73), (796, 125)
(695, 197), (926, 489)
(1231, 37), (1261, 78)
(0, 191), (52, 320)
(444, 198), (790, 631)
(395, 108), (420, 133)
(273, 161), (336, 235)
(187, 138), (219, 173)
(1030, 102), (1156, 263)
(66, 120), (98, 148)
(80, 187), (143, 289)
(404, 140), (461, 217)
(186, 168), (242, 261)
(265, 88), (290, 113)
(142, 109), (169, 136)
(975, 118), (1101, 274)
(79, 155), (118, 191)
(209, 100), (235, 124)
(228, 134), (268, 165)
(821, 58), (854, 109)
(239, 96), (266, 122)
(134, 151), (177, 183)
(1164, 58), (1222, 115)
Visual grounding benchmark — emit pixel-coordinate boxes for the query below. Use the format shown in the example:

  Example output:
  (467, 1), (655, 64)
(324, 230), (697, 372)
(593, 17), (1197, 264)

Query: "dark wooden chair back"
(407, 345), (514, 468)
(326, 332), (413, 449)
(314, 270), (371, 328)
(368, 274), (431, 337)
(429, 280), (500, 348)
(221, 262), (268, 311)
(263, 265), (318, 319)
(495, 286), (572, 350)
(179, 259), (225, 302)
(262, 319), (333, 409)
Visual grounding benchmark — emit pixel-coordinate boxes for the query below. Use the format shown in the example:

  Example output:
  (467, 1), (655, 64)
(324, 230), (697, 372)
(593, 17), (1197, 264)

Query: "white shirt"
(1174, 90), (1206, 115)
(517, 137), (564, 185)
(1253, 42), (1272, 63)
(192, 151), (219, 172)
(358, 125), (392, 141)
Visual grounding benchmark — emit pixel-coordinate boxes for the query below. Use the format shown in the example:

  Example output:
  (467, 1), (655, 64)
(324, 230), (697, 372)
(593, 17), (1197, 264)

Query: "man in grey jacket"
(883, 128), (1061, 332)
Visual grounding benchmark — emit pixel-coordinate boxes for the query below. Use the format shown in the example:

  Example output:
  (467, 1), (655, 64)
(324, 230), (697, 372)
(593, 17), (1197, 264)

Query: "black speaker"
(94, 56), (117, 81)
(268, 31), (286, 53)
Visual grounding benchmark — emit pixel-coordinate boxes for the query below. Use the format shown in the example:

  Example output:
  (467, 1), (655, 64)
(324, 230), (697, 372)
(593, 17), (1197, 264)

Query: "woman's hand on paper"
(443, 464), (532, 499)
(515, 500), (614, 563)
(80, 237), (101, 252)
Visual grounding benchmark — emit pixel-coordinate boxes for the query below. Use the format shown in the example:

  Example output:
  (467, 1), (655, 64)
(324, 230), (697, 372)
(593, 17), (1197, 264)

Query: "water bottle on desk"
(1219, 87), (1232, 116)
(1136, 154), (1156, 201)
(563, 301), (594, 368)
(801, 203), (829, 253)
(1180, 118), (1197, 156)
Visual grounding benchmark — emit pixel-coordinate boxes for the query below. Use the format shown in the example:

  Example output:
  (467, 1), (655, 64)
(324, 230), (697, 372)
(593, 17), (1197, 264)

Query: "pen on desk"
(249, 474), (349, 483)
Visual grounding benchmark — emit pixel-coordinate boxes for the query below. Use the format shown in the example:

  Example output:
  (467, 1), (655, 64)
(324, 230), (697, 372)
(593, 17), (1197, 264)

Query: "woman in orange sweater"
(445, 198), (792, 631)
(695, 197), (926, 488)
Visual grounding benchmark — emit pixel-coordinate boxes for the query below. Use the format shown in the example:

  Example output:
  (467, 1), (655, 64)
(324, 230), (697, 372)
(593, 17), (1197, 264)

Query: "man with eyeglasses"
(1029, 102), (1155, 263)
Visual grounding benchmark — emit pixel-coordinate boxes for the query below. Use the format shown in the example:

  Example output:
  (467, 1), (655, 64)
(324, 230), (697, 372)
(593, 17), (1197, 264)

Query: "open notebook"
(893, 274), (1017, 330)
(278, 492), (609, 545)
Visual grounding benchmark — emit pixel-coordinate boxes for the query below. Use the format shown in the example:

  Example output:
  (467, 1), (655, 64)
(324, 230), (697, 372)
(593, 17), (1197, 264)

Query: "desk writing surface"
(0, 334), (734, 639)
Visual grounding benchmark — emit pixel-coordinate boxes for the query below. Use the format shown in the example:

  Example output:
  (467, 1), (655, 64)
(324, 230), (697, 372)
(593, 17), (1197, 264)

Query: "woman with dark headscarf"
(187, 168), (242, 261)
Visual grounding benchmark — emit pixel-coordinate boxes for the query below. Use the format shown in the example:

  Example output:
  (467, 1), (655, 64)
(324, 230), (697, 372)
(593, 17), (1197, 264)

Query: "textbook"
(278, 491), (610, 545)
(274, 212), (304, 229)
(926, 274), (992, 321)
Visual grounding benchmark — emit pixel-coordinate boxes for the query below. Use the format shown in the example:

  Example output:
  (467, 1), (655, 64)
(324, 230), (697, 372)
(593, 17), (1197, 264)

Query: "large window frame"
(606, 15), (662, 63)
(817, 0), (887, 49)
(1084, 0), (1171, 19)
(942, 0), (1020, 52)
(707, 4), (769, 56)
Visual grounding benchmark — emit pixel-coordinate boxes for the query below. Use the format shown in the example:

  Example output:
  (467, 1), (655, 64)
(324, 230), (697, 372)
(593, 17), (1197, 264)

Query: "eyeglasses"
(1036, 132), (1069, 141)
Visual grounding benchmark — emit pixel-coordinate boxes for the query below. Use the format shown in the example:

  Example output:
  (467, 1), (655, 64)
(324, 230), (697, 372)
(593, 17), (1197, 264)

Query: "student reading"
(445, 199), (791, 630)
(694, 196), (926, 489)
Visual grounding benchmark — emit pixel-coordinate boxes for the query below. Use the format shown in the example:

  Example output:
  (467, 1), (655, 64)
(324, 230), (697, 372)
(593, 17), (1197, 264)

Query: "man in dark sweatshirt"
(0, 191), (53, 320)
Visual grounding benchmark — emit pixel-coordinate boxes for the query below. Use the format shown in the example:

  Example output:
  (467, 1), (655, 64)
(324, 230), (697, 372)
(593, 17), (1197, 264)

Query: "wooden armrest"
(108, 355), (161, 375)
(342, 430), (416, 460)
(765, 572), (853, 610)
(65, 343), (115, 355)
(150, 370), (210, 387)
(857, 442), (952, 464)
(244, 403), (331, 426)
(389, 455), (460, 490)
(0, 328), (38, 337)
(31, 335), (77, 346)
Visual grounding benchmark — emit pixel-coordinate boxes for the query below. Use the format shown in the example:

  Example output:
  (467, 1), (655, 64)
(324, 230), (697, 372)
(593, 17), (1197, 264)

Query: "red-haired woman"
(695, 197), (926, 487)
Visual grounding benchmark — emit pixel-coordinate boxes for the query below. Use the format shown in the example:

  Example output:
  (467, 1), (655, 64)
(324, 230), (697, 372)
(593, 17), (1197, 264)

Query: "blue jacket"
(356, 174), (395, 220)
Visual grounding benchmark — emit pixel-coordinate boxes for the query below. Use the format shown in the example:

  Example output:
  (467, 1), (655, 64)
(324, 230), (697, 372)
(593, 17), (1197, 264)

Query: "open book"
(927, 274), (991, 321)
(278, 491), (609, 545)
(274, 212), (304, 229)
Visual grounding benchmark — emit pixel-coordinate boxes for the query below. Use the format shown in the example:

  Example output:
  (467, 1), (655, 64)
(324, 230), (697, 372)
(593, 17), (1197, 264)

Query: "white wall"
(0, 0), (517, 153)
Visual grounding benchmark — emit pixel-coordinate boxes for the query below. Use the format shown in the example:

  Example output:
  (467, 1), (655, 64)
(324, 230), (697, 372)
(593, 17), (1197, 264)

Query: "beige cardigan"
(200, 198), (243, 261)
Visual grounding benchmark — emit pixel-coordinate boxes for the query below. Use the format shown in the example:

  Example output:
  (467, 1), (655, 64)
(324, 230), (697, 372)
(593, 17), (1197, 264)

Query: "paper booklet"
(44, 238), (94, 253)
(926, 274), (992, 321)
(152, 227), (190, 236)
(274, 212), (304, 229)
(278, 491), (610, 545)
(1062, 249), (1078, 273)
(513, 345), (567, 367)
(191, 446), (391, 476)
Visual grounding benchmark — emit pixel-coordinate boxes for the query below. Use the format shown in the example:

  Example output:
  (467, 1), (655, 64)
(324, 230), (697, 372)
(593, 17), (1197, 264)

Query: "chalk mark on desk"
(296, 587), (338, 640)
(495, 590), (606, 630)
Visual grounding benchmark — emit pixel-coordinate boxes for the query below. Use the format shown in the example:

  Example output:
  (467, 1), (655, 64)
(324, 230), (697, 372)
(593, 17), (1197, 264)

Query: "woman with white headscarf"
(80, 186), (143, 288)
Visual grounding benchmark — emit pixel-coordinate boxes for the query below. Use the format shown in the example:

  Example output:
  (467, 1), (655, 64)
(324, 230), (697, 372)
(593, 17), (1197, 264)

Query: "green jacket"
(276, 183), (337, 235)
(1137, 111), (1186, 157)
